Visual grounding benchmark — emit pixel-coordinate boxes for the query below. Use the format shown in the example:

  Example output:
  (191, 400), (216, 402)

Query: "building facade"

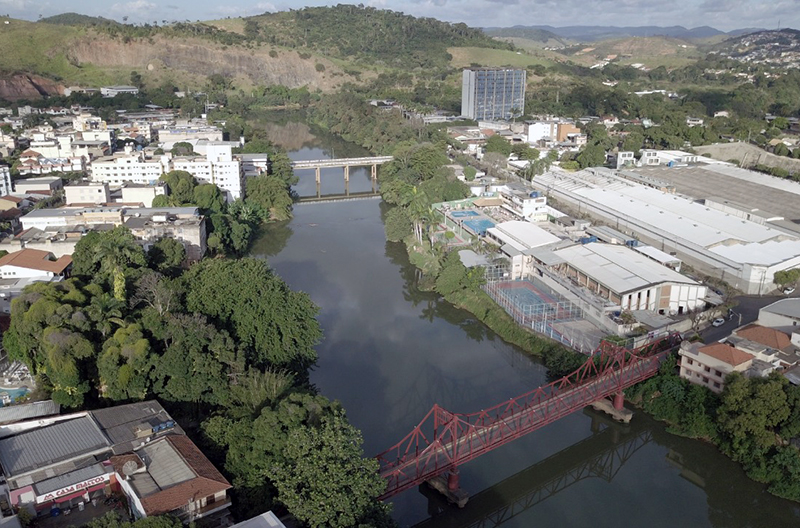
(462, 68), (526, 121)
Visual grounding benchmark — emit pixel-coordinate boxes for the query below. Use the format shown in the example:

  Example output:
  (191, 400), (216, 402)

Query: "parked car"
(712, 318), (726, 327)
(784, 286), (796, 295)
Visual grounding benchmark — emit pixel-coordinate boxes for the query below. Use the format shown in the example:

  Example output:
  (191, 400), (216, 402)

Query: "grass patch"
(448, 46), (555, 69)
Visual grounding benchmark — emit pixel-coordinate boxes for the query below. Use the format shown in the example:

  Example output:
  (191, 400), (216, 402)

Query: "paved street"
(700, 292), (788, 343)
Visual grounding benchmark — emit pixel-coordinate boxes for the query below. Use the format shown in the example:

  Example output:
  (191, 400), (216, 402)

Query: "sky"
(0, 0), (795, 32)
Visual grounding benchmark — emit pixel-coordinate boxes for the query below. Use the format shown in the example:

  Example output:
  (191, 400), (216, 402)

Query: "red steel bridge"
(376, 334), (680, 501)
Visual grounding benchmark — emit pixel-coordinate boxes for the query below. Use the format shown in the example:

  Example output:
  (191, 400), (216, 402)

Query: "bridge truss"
(376, 334), (679, 500)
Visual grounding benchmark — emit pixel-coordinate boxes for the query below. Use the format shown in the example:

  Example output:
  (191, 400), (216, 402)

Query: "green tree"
(98, 323), (153, 401)
(147, 238), (186, 275)
(384, 206), (413, 242)
(159, 170), (197, 204)
(245, 174), (294, 221)
(484, 135), (512, 157)
(183, 258), (322, 370)
(576, 144), (606, 169)
(193, 183), (226, 213)
(72, 227), (146, 301)
(463, 165), (477, 181)
(273, 409), (389, 528)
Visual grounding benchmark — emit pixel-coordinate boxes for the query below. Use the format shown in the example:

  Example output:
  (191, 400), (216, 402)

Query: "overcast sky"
(0, 0), (794, 31)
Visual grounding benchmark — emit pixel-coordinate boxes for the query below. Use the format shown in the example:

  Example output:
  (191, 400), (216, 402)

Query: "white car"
(711, 318), (726, 327)
(784, 287), (796, 295)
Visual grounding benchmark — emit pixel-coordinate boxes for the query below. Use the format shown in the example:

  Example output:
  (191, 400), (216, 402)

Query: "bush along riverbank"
(627, 354), (800, 503)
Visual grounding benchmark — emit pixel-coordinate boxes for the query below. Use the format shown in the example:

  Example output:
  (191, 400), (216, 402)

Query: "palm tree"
(86, 293), (125, 338)
(94, 237), (144, 301)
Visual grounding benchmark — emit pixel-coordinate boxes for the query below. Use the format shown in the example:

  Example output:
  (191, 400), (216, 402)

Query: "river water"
(249, 118), (800, 527)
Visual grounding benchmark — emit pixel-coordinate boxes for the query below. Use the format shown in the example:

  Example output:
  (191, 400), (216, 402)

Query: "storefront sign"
(36, 474), (110, 504)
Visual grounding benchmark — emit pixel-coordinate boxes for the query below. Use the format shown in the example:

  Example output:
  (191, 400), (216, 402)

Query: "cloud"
(110, 0), (156, 14)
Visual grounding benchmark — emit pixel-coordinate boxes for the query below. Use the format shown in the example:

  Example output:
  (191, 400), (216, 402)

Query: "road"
(700, 292), (787, 343)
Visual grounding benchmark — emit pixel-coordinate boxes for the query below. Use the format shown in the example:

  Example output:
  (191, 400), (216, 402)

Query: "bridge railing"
(376, 334), (680, 499)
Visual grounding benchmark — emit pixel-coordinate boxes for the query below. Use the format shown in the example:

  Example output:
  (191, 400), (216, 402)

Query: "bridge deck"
(291, 156), (393, 169)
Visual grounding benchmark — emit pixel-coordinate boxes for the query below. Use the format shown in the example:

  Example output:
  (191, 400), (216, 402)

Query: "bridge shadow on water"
(412, 409), (650, 528)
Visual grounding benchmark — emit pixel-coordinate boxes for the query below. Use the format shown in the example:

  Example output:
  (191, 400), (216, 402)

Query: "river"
(248, 117), (800, 527)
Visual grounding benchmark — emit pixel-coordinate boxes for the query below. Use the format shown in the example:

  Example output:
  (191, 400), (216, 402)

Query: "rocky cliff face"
(0, 74), (64, 101)
(66, 36), (346, 90)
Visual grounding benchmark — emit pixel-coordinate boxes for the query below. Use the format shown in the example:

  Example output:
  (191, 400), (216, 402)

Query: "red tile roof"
(0, 249), (72, 274)
(139, 436), (230, 517)
(737, 324), (791, 350)
(0, 196), (22, 204)
(700, 342), (754, 367)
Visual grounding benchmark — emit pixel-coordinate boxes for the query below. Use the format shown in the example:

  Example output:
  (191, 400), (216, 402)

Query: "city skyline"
(0, 0), (794, 33)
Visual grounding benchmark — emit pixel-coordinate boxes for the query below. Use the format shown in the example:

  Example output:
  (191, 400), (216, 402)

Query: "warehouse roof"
(487, 221), (560, 252)
(554, 242), (699, 294)
(0, 416), (109, 477)
(0, 400), (59, 425)
(761, 299), (800, 320)
(91, 400), (182, 454)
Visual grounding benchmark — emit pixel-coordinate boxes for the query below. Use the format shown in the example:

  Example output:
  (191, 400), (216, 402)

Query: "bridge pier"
(425, 470), (469, 508)
(371, 164), (377, 180)
(590, 393), (633, 424)
(315, 167), (321, 185)
(344, 165), (350, 182)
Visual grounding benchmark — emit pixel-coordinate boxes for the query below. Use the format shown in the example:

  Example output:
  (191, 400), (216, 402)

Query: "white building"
(13, 177), (63, 194)
(172, 143), (244, 201)
(64, 183), (111, 205)
(90, 151), (170, 186)
(679, 341), (758, 393)
(551, 242), (707, 314)
(0, 165), (12, 197)
(100, 86), (140, 97)
(486, 221), (562, 279)
(497, 186), (548, 221)
(119, 183), (167, 207)
(532, 168), (800, 295)
(759, 299), (800, 333)
(0, 248), (72, 281)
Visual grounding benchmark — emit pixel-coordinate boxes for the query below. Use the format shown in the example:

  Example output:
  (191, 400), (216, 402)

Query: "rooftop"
(90, 400), (182, 454)
(0, 249), (72, 274)
(488, 221), (561, 252)
(0, 400), (59, 425)
(136, 436), (230, 516)
(700, 342), (754, 367)
(761, 299), (800, 320)
(0, 416), (109, 477)
(553, 242), (699, 294)
(736, 324), (792, 350)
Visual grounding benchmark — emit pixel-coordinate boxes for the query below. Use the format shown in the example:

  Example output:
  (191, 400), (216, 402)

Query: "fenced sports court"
(462, 218), (496, 236)
(483, 269), (598, 353)
(450, 211), (480, 218)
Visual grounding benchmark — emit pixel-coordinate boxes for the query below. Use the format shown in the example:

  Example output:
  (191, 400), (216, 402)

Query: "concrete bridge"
(291, 156), (393, 184)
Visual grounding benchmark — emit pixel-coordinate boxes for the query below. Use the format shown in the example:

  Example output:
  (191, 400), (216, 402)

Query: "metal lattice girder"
(375, 334), (680, 500)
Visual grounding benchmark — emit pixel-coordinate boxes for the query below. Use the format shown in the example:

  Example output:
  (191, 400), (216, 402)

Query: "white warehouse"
(532, 168), (800, 295)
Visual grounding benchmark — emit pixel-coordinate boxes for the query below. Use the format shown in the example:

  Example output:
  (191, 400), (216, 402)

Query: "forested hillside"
(243, 5), (513, 70)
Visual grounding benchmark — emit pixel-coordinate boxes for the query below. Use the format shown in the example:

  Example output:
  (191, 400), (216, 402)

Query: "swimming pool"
(463, 218), (496, 235)
(0, 387), (30, 405)
(451, 210), (480, 218)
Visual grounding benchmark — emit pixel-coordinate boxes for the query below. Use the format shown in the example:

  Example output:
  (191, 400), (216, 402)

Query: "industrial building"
(532, 168), (800, 294)
(461, 68), (526, 121)
(486, 221), (562, 279)
(550, 243), (706, 314)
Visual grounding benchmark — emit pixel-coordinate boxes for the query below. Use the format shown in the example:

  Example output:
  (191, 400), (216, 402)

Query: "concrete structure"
(89, 151), (169, 186)
(240, 153), (270, 178)
(0, 401), (231, 524)
(461, 68), (526, 121)
(100, 86), (140, 97)
(172, 143), (243, 201)
(19, 207), (206, 261)
(0, 249), (72, 313)
(157, 125), (223, 143)
(13, 177), (63, 195)
(486, 221), (561, 279)
(64, 183), (111, 206)
(0, 166), (11, 197)
(550, 243), (706, 314)
(119, 184), (167, 208)
(759, 299), (800, 333)
(231, 512), (288, 528)
(498, 186), (548, 221)
(679, 341), (755, 393)
(532, 168), (800, 295)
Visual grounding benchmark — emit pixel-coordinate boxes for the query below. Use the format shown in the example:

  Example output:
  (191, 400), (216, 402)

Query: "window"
(704, 366), (710, 373)
(715, 370), (722, 377)
(714, 382), (721, 388)
(686, 358), (693, 365)
(703, 376), (709, 383)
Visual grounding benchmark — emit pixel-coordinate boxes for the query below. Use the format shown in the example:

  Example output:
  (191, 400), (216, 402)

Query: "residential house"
(679, 341), (754, 393)
(13, 176), (63, 195)
(0, 249), (72, 313)
(64, 183), (111, 206)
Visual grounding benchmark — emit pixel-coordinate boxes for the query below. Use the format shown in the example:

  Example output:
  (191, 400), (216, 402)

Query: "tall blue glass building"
(461, 68), (527, 121)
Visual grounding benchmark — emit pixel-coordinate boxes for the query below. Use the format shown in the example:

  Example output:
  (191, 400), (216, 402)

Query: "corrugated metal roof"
(91, 401), (181, 454)
(0, 400), (59, 425)
(0, 416), (109, 477)
(33, 463), (105, 495)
